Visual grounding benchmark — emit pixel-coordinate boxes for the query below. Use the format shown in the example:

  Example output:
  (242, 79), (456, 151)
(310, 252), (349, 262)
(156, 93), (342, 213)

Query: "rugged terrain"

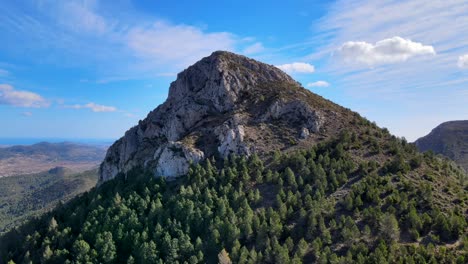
(415, 120), (468, 171)
(0, 142), (107, 177)
(1, 52), (466, 263)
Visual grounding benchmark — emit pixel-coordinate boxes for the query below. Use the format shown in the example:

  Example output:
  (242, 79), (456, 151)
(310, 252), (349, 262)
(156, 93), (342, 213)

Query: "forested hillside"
(0, 169), (98, 233)
(1, 121), (466, 263)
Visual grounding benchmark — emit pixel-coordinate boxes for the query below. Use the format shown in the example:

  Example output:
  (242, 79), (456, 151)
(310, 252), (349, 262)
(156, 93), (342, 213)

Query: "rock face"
(415, 120), (468, 171)
(215, 115), (250, 157)
(99, 51), (350, 183)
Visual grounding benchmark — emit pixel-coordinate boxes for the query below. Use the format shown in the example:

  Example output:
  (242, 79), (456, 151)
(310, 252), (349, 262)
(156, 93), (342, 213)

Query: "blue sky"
(0, 0), (467, 141)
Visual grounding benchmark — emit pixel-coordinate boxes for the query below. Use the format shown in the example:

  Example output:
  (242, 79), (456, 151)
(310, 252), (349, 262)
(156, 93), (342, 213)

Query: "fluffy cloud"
(0, 84), (49, 107)
(337, 37), (436, 65)
(457, 54), (468, 68)
(276, 62), (315, 74)
(70, 102), (117, 112)
(307, 81), (330, 88)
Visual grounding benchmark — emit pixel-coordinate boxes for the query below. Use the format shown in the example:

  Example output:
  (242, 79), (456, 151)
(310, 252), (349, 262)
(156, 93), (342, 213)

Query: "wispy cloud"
(337, 37), (435, 66)
(126, 21), (236, 68)
(56, 0), (109, 35)
(276, 62), (315, 74)
(124, 112), (137, 118)
(307, 81), (330, 88)
(0, 84), (49, 108)
(68, 102), (117, 112)
(22, 111), (33, 117)
(0, 69), (9, 77)
(0, 1), (259, 80)
(243, 42), (265, 55)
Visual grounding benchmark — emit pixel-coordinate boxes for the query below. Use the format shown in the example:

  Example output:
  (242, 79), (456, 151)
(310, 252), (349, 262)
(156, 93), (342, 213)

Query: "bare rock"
(215, 120), (250, 157)
(154, 142), (204, 178)
(300, 128), (310, 139)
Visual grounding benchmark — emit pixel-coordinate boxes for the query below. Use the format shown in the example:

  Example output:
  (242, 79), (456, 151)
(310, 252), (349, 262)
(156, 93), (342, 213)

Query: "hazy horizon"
(0, 137), (115, 146)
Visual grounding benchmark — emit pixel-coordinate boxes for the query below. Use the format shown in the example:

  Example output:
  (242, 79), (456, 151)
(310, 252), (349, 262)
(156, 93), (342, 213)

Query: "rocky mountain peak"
(99, 51), (351, 183)
(167, 51), (296, 111)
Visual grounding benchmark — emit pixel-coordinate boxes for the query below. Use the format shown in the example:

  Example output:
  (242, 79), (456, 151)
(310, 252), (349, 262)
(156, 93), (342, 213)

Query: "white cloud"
(69, 102), (117, 112)
(337, 37), (435, 66)
(22, 111), (33, 117)
(276, 62), (315, 74)
(307, 81), (330, 88)
(457, 54), (468, 68)
(243, 42), (264, 55)
(0, 84), (49, 108)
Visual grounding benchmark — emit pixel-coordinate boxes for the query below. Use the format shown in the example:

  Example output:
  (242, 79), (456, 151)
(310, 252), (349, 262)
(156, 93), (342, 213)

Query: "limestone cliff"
(99, 51), (353, 183)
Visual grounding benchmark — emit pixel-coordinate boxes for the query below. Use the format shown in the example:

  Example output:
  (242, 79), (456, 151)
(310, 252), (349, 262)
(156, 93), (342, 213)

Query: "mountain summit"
(100, 51), (353, 183)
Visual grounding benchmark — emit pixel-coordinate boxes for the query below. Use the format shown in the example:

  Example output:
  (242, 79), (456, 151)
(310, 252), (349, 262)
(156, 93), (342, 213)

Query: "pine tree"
(72, 239), (92, 263)
(218, 248), (232, 264)
(380, 213), (400, 242)
(95, 231), (117, 263)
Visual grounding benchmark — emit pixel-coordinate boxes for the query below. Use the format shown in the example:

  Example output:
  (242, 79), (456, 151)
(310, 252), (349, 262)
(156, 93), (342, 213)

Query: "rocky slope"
(100, 51), (355, 183)
(415, 120), (468, 171)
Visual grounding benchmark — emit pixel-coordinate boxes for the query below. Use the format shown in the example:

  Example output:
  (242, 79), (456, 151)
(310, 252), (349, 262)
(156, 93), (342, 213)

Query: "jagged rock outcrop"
(261, 99), (325, 133)
(99, 51), (351, 183)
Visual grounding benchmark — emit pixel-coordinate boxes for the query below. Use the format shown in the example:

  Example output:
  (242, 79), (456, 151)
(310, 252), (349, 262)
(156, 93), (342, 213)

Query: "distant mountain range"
(0, 138), (114, 147)
(0, 142), (107, 177)
(415, 120), (468, 171)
